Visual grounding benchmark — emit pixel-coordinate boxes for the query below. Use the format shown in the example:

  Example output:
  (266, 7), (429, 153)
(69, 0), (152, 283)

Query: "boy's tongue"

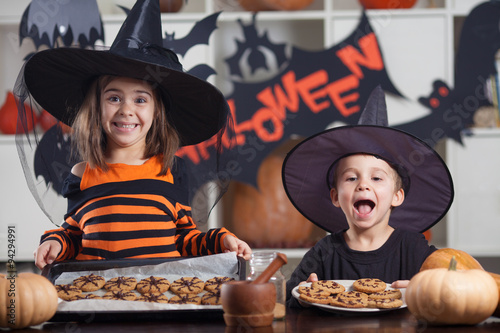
(356, 200), (373, 214)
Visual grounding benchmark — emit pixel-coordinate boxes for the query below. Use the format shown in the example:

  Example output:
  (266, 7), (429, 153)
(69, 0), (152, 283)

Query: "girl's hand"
(33, 240), (61, 270)
(391, 280), (409, 289)
(223, 235), (252, 260)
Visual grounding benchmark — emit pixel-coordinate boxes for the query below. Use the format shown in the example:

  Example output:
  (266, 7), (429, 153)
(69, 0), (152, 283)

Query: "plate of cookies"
(292, 278), (406, 314)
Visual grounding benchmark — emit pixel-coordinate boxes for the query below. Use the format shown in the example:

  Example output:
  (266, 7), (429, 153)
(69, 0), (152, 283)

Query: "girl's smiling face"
(101, 76), (155, 153)
(330, 154), (405, 230)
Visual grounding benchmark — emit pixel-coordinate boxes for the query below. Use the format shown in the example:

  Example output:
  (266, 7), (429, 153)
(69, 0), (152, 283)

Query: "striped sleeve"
(40, 217), (83, 261)
(174, 202), (235, 256)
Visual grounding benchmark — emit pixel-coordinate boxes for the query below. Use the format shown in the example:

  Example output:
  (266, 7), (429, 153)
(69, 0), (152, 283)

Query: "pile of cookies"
(55, 273), (234, 305)
(298, 278), (403, 309)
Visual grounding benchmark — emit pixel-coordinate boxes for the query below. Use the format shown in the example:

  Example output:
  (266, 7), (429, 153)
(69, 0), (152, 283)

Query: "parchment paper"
(54, 252), (240, 312)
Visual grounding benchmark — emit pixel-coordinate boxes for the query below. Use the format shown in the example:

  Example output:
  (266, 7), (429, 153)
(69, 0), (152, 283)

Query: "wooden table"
(16, 307), (500, 332)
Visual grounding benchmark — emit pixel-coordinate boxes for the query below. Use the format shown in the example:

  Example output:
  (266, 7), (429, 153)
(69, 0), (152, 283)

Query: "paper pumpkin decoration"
(231, 141), (314, 247)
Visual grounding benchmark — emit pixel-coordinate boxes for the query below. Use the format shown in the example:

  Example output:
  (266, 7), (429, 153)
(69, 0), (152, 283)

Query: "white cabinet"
(0, 0), (492, 260)
(443, 129), (500, 256)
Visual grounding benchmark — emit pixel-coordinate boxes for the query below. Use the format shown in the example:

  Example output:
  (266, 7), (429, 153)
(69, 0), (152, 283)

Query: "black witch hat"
(22, 0), (228, 146)
(282, 86), (454, 233)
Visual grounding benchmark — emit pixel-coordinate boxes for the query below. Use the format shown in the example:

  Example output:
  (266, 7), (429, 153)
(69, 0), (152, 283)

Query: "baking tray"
(41, 254), (246, 322)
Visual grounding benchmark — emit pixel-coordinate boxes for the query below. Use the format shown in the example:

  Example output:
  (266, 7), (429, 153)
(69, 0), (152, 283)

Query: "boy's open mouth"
(354, 200), (375, 214)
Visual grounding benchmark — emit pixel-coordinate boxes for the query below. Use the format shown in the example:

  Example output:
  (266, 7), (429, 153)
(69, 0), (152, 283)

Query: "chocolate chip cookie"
(352, 278), (386, 293)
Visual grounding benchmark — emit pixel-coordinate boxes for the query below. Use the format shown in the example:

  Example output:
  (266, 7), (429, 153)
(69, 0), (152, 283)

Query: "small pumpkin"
(407, 257), (498, 325)
(38, 109), (58, 132)
(420, 248), (483, 271)
(239, 0), (314, 11)
(0, 265), (58, 329)
(420, 248), (500, 317)
(358, 0), (417, 9)
(0, 91), (37, 134)
(159, 0), (183, 13)
(38, 109), (72, 134)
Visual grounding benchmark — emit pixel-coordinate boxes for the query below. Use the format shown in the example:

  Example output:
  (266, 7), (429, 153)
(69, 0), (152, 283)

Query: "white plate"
(292, 280), (406, 314)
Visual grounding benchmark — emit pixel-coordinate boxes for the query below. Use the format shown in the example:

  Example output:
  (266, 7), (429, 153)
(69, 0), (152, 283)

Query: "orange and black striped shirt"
(40, 156), (234, 261)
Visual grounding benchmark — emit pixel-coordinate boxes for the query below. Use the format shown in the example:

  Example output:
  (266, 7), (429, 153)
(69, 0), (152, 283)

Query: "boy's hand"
(306, 273), (319, 283)
(297, 273), (319, 307)
(33, 240), (61, 270)
(223, 235), (252, 260)
(391, 280), (409, 289)
(299, 273), (319, 286)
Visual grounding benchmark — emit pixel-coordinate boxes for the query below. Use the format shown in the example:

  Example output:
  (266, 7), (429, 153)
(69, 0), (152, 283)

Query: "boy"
(282, 86), (454, 307)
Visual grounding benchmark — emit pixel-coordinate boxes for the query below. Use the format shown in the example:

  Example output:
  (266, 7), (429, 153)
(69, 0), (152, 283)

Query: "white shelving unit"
(0, 0), (493, 260)
(443, 128), (500, 256)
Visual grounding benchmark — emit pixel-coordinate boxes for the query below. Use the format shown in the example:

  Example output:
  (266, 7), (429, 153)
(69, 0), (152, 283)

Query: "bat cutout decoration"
(163, 11), (222, 57)
(225, 14), (288, 78)
(396, 1), (500, 147)
(19, 0), (103, 51)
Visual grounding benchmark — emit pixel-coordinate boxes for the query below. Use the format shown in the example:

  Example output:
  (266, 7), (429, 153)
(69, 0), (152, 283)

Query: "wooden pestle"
(250, 253), (288, 284)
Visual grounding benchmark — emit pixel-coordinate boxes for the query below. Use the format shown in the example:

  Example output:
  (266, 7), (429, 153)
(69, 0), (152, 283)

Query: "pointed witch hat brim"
(22, 0), (228, 146)
(281, 86), (454, 233)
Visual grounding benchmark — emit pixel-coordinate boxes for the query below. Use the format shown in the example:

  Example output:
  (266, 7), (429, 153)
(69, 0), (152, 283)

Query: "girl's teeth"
(117, 123), (135, 128)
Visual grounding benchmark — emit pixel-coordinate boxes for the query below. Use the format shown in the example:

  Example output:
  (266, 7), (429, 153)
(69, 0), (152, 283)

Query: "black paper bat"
(163, 11), (221, 57)
(34, 126), (76, 196)
(19, 0), (103, 50)
(118, 5), (219, 80)
(225, 14), (288, 78)
(395, 1), (500, 146)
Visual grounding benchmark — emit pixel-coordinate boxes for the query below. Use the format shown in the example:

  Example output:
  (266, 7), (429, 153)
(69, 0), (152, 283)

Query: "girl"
(16, 0), (251, 269)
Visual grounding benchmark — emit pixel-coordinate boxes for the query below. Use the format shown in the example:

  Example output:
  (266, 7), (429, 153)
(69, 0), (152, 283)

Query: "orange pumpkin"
(420, 248), (483, 271)
(407, 257), (498, 325)
(358, 0), (417, 9)
(238, 0), (314, 11)
(38, 109), (58, 132)
(420, 248), (500, 318)
(159, 0), (183, 13)
(0, 268), (58, 329)
(0, 91), (37, 134)
(231, 149), (313, 247)
(38, 109), (72, 134)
